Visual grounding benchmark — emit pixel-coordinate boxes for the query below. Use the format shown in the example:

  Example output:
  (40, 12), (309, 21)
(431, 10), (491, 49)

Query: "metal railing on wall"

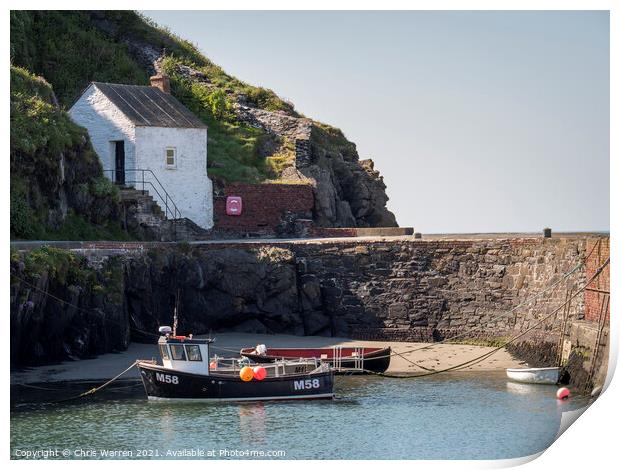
(103, 169), (182, 220)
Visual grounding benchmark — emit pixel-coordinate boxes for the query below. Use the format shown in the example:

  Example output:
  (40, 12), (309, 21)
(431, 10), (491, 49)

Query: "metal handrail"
(103, 169), (182, 220)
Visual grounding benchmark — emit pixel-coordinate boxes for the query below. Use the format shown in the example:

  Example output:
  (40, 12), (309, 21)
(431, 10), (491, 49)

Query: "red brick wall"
(584, 237), (610, 323)
(214, 183), (314, 234)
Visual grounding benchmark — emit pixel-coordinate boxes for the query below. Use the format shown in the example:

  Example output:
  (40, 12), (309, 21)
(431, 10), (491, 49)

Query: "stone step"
(120, 189), (166, 215)
(118, 187), (209, 242)
(120, 188), (151, 200)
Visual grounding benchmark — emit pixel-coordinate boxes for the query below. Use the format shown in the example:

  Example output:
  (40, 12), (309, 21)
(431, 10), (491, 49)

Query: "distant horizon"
(143, 10), (610, 233)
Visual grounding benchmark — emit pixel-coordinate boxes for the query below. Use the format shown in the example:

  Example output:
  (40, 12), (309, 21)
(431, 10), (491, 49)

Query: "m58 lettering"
(294, 379), (320, 390)
(155, 373), (179, 384)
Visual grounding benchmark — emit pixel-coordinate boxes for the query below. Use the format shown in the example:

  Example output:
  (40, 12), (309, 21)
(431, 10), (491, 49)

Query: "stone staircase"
(119, 187), (210, 241)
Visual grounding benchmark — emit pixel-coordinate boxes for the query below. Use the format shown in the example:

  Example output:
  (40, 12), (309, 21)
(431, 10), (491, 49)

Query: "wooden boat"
(240, 345), (391, 374)
(505, 367), (561, 385)
(137, 328), (334, 402)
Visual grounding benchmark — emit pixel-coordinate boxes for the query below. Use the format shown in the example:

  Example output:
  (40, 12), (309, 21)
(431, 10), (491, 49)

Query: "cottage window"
(165, 147), (176, 168)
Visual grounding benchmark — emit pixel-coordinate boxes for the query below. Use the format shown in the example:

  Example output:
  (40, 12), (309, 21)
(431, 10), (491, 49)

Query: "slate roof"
(91, 82), (207, 129)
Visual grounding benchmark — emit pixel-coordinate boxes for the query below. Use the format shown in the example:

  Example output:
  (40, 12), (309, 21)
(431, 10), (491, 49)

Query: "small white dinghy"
(506, 367), (561, 385)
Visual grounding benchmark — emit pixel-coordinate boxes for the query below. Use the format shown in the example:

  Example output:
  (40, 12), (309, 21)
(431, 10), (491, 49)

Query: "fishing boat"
(137, 327), (335, 402)
(505, 367), (561, 385)
(240, 345), (391, 374)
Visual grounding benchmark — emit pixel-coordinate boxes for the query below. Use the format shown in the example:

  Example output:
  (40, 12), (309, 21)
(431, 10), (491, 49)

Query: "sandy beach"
(10, 333), (525, 385)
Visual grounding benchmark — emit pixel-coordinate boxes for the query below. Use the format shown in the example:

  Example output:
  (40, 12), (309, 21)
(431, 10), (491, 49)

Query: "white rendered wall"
(135, 126), (213, 229)
(68, 85), (136, 179)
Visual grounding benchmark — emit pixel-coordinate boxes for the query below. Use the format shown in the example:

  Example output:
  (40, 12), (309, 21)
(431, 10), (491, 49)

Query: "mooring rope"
(368, 256), (609, 378)
(13, 257), (608, 404)
(213, 257), (586, 366)
(53, 361), (138, 403)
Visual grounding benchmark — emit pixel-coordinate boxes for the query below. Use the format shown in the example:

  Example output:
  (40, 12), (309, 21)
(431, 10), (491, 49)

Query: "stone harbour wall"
(290, 238), (588, 339)
(116, 236), (593, 341)
(11, 235), (609, 392)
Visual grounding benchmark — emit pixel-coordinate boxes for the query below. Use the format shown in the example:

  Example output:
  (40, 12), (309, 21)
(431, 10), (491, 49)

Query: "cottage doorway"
(114, 140), (125, 185)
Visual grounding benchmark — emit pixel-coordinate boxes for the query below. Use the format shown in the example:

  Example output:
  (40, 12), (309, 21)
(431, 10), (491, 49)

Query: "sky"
(143, 10), (610, 233)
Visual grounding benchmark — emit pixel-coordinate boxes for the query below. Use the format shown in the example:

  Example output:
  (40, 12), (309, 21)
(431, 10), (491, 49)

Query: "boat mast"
(172, 288), (180, 336)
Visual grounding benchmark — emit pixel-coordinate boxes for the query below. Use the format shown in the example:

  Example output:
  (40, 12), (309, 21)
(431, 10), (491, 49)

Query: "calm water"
(11, 372), (589, 460)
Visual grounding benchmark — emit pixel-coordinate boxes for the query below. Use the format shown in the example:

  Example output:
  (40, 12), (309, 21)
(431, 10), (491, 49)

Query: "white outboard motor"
(255, 344), (267, 356)
(158, 326), (172, 336)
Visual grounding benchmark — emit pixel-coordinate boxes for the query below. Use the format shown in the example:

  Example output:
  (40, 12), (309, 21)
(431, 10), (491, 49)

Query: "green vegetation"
(10, 66), (127, 240)
(264, 143), (313, 185)
(11, 66), (84, 161)
(10, 10), (296, 113)
(10, 180), (38, 239)
(10, 11), (148, 105)
(9, 10), (352, 239)
(446, 337), (510, 348)
(10, 11), (300, 184)
(265, 139), (296, 178)
(42, 213), (132, 241)
(12, 246), (124, 303)
(310, 121), (357, 161)
(161, 56), (275, 182)
(19, 246), (95, 285)
(89, 177), (121, 203)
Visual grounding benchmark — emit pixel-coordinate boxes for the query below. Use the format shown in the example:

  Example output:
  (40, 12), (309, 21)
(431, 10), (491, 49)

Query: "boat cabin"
(157, 326), (213, 375)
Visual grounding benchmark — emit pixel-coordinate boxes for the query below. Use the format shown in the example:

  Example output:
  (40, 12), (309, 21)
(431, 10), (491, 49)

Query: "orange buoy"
(239, 366), (254, 382)
(557, 387), (570, 400)
(253, 366), (267, 381)
(209, 360), (218, 370)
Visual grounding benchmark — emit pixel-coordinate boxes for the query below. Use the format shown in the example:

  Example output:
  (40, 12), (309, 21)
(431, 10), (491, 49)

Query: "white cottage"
(69, 75), (213, 229)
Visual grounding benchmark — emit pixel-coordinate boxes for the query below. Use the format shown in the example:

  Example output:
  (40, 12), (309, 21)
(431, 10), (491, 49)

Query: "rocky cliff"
(10, 247), (129, 365)
(234, 104), (397, 227)
(230, 100), (397, 227)
(10, 11), (397, 231)
(132, 30), (398, 228)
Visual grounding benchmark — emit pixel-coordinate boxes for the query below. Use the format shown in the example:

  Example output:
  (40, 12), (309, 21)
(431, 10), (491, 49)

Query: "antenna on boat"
(172, 288), (180, 336)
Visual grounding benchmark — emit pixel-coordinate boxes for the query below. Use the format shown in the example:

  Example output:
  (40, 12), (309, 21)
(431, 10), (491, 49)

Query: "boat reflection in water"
(238, 403), (267, 444)
(505, 381), (550, 395)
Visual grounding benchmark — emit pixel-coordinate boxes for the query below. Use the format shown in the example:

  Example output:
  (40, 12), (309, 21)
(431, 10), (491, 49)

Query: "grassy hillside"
(10, 10), (294, 183)
(10, 11), (148, 105)
(10, 10), (395, 237)
(10, 65), (128, 240)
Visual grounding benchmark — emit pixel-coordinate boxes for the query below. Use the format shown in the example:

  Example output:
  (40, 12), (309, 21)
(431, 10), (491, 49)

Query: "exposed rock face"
(231, 104), (398, 228)
(125, 247), (308, 337)
(234, 105), (312, 141)
(10, 253), (129, 365)
(132, 49), (397, 229)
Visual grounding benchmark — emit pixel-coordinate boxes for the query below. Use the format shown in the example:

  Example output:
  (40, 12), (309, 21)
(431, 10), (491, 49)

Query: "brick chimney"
(150, 74), (170, 94)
